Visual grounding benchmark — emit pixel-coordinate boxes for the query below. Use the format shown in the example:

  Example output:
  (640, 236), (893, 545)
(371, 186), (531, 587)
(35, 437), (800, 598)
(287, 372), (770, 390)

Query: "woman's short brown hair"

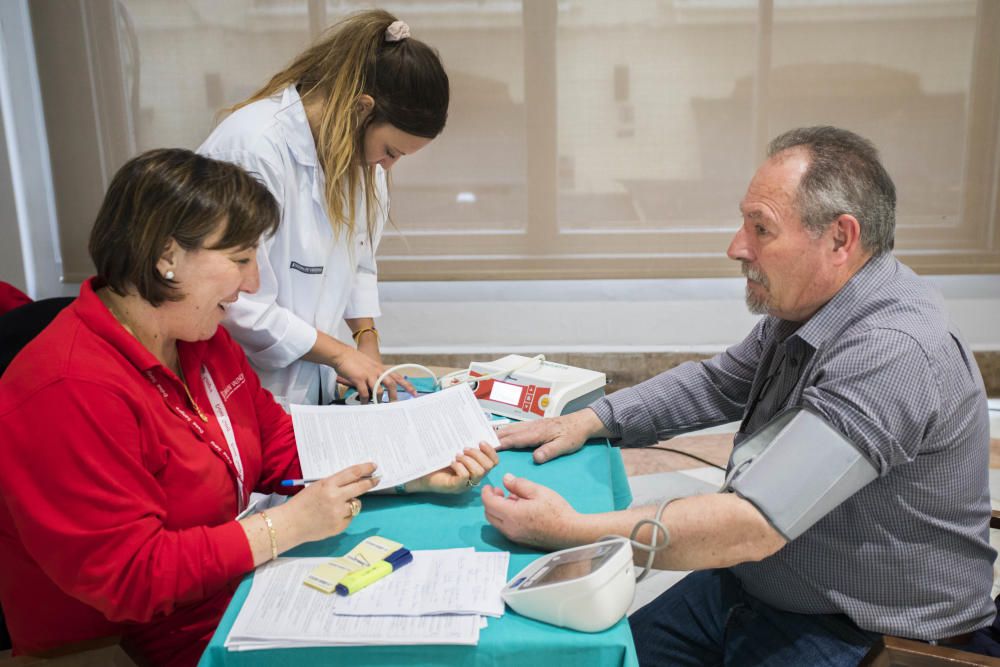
(89, 148), (279, 306)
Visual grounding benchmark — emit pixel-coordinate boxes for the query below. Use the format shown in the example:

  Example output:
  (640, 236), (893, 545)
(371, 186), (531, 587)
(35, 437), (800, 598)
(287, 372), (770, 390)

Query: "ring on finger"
(466, 478), (480, 488)
(348, 497), (362, 517)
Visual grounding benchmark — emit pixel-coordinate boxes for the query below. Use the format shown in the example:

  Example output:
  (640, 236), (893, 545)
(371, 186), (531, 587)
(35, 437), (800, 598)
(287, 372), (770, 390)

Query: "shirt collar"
(790, 252), (898, 350)
(75, 277), (208, 376)
(274, 84), (319, 169)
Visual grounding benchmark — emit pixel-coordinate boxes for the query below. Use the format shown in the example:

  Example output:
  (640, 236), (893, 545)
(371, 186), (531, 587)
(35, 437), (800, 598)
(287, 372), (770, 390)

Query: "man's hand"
(481, 473), (583, 550)
(496, 408), (609, 464)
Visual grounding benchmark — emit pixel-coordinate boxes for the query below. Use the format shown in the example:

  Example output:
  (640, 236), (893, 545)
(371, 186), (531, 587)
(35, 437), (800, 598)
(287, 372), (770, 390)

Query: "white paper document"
(327, 548), (509, 618)
(227, 614), (481, 651)
(225, 558), (483, 651)
(235, 492), (288, 521)
(291, 384), (500, 490)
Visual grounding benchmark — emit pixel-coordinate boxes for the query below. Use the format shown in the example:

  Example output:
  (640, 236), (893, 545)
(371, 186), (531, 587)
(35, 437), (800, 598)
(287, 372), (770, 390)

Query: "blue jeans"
(629, 569), (878, 667)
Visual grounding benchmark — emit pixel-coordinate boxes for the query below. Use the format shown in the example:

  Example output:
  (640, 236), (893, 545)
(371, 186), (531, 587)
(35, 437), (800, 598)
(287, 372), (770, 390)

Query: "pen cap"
(385, 547), (412, 568)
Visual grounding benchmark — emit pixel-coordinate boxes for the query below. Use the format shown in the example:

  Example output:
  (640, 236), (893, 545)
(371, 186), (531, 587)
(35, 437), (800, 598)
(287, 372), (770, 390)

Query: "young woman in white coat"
(199, 9), (447, 407)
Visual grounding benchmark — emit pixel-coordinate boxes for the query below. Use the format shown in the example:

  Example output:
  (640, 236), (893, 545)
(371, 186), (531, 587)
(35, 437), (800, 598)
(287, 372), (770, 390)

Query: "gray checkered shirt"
(591, 253), (995, 639)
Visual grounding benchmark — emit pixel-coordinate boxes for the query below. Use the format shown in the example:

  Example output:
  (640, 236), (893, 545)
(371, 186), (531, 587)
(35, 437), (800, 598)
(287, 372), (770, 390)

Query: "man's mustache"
(741, 263), (769, 287)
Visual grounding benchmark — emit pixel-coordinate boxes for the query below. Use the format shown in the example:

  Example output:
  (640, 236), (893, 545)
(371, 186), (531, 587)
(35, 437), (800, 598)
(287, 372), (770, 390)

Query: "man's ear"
(156, 239), (180, 279)
(355, 94), (375, 122)
(829, 214), (862, 264)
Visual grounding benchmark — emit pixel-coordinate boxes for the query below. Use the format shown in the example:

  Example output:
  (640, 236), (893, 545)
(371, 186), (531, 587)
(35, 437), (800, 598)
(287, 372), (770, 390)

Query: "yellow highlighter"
(335, 547), (412, 596)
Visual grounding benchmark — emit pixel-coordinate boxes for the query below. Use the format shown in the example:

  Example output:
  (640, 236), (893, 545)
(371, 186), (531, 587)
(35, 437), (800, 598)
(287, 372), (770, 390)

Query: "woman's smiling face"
(158, 222), (261, 342)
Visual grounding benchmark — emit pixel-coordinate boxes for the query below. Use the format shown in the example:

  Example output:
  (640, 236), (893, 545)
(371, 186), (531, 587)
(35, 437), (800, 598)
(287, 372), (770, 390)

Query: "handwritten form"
(291, 384), (500, 490)
(225, 550), (509, 651)
(327, 548), (508, 617)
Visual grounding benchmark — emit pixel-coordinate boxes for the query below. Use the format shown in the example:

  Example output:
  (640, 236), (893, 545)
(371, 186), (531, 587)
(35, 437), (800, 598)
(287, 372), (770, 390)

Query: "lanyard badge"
(144, 367), (248, 514)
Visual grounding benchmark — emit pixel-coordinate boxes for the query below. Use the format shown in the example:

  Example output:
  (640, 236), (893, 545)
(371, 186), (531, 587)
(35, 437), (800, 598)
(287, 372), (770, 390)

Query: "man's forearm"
(565, 493), (787, 571)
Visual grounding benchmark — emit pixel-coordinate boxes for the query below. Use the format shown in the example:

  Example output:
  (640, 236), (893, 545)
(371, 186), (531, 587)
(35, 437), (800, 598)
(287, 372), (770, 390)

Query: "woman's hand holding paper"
(406, 442), (499, 494)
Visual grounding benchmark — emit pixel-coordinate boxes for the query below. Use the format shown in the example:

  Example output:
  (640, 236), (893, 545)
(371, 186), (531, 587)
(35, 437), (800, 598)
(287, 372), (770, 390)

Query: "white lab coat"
(199, 85), (387, 407)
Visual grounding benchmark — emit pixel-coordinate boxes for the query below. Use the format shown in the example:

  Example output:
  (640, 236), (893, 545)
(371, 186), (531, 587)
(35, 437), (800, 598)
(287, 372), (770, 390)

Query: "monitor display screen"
(489, 380), (524, 406)
(520, 542), (621, 589)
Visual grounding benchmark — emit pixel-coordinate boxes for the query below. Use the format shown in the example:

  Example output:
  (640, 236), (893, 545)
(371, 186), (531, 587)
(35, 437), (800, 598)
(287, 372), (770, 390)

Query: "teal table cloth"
(199, 441), (637, 667)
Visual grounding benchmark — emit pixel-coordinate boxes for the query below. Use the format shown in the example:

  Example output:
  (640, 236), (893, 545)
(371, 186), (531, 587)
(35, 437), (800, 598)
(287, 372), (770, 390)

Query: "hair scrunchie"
(385, 20), (410, 42)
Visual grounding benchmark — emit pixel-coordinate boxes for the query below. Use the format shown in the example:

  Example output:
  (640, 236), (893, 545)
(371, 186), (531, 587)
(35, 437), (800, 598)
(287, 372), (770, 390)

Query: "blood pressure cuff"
(722, 407), (878, 541)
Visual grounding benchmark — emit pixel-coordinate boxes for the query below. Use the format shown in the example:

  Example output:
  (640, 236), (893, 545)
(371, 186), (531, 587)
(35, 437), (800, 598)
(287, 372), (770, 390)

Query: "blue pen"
(281, 471), (381, 487)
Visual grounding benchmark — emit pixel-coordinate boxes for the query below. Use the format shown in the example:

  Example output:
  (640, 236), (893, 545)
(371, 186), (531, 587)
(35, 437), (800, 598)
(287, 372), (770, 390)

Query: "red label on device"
(472, 372), (550, 416)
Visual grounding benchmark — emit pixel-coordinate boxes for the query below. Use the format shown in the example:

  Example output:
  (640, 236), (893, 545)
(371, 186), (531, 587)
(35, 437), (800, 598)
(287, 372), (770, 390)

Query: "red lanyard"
(143, 368), (248, 513)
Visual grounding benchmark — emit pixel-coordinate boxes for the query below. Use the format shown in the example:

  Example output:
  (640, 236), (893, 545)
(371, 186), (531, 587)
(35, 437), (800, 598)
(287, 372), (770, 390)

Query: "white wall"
(0, 100), (26, 292)
(372, 274), (1000, 355)
(0, 0), (75, 299)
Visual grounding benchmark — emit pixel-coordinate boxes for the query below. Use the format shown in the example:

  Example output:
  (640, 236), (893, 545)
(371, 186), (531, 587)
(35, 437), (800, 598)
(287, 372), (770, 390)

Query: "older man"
(484, 126), (994, 666)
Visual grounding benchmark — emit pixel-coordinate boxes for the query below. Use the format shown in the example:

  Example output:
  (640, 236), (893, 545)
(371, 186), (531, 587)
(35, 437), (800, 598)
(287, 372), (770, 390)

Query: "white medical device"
(462, 355), (606, 421)
(348, 358), (604, 422)
(501, 538), (635, 632)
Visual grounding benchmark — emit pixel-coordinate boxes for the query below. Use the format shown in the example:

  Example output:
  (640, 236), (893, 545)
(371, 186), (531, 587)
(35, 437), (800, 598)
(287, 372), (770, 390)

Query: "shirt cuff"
(247, 314), (318, 370)
(344, 274), (381, 319)
(589, 387), (659, 448)
(205, 520), (256, 588)
(589, 397), (623, 439)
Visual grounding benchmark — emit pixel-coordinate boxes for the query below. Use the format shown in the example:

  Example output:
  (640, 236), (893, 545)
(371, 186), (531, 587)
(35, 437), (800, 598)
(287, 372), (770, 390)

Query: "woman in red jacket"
(0, 149), (496, 666)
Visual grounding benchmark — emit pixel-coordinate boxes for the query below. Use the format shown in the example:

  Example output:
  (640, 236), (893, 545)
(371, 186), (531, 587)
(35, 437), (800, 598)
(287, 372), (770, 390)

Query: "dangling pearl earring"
(165, 270), (175, 280)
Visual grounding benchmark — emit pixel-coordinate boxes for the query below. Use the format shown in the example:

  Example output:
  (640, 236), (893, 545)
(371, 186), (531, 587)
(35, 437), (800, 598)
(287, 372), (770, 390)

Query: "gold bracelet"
(260, 511), (278, 561)
(351, 327), (379, 344)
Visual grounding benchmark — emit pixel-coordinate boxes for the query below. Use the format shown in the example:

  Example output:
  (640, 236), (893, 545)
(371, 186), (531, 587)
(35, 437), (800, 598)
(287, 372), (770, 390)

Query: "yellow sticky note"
(346, 536), (403, 567)
(303, 536), (405, 594)
(304, 557), (363, 594)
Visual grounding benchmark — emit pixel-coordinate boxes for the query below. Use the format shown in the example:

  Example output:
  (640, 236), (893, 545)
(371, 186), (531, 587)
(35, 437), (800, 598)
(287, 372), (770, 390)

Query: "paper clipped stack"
(225, 547), (510, 651)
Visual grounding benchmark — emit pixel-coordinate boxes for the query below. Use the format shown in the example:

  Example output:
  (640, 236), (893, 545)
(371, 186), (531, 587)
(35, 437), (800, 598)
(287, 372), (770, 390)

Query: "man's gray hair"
(768, 126), (896, 257)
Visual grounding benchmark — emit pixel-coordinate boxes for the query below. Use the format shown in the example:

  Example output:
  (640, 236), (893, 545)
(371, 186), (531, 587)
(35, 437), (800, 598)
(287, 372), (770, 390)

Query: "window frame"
(34, 0), (1000, 282)
(377, 0), (1000, 280)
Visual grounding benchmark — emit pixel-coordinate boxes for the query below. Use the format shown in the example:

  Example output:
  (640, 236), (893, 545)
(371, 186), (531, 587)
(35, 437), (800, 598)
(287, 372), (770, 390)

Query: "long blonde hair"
(229, 10), (449, 241)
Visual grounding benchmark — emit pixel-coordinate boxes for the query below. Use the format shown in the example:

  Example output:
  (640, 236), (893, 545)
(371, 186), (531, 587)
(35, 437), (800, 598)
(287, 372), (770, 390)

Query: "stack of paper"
(291, 384), (500, 491)
(225, 549), (510, 651)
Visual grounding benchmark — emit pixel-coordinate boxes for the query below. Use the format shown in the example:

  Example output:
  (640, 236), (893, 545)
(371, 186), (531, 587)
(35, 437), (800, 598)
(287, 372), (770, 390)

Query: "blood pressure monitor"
(338, 357), (607, 425)
(469, 355), (606, 421)
(501, 539), (635, 632)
